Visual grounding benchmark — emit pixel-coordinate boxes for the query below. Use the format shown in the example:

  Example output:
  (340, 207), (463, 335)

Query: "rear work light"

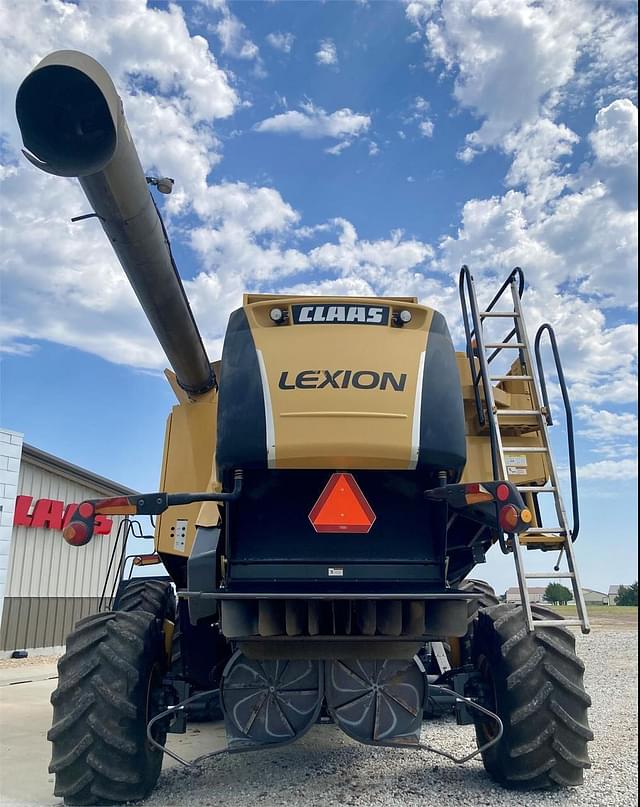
(309, 473), (376, 534)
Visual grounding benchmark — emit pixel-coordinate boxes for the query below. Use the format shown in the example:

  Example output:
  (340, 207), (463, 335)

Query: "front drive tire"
(48, 611), (167, 805)
(114, 579), (176, 622)
(457, 578), (500, 629)
(472, 603), (593, 789)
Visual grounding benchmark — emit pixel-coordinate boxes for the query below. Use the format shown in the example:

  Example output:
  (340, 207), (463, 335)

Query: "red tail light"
(499, 504), (520, 532)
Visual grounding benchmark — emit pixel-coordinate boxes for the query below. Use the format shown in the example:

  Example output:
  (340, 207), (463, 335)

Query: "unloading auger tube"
(15, 49), (214, 394)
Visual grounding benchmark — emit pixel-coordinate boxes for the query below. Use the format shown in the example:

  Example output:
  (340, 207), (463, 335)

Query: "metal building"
(0, 428), (135, 653)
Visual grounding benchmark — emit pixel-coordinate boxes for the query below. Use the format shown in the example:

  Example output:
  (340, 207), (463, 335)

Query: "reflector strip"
(309, 473), (376, 534)
(408, 351), (426, 470)
(256, 349), (276, 469)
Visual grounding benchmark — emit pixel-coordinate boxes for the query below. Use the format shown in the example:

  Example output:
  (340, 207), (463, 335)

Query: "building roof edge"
(21, 443), (138, 498)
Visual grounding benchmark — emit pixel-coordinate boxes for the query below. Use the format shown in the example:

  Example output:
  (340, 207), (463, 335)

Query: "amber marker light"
(464, 483), (494, 505)
(521, 508), (533, 524)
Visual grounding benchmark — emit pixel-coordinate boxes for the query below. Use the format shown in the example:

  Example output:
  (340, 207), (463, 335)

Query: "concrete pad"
(0, 679), (57, 806)
(0, 664), (58, 687)
(0, 665), (227, 806)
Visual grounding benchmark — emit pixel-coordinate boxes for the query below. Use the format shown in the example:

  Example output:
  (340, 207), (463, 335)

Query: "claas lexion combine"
(17, 51), (593, 805)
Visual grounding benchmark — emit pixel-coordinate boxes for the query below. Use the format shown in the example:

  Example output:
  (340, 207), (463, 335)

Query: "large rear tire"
(471, 603), (592, 789)
(48, 611), (167, 805)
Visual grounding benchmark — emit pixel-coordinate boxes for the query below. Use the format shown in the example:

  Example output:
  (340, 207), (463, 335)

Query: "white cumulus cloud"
(255, 102), (371, 143)
(577, 459), (637, 480)
(406, 0), (638, 158)
(316, 39), (338, 66)
(213, 2), (260, 61)
(266, 32), (295, 53)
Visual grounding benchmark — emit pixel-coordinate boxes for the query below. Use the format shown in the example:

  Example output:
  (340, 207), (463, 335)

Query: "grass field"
(551, 604), (638, 629)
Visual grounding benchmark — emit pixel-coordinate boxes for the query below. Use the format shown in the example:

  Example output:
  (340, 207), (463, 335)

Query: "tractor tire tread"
(472, 603), (592, 790)
(48, 610), (166, 805)
(115, 580), (176, 621)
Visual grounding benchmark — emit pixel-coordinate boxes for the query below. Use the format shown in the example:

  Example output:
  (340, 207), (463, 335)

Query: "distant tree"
(615, 582), (638, 606)
(543, 582), (573, 606)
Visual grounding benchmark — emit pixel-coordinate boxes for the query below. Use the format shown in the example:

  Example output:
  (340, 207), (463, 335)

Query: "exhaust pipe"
(16, 50), (214, 394)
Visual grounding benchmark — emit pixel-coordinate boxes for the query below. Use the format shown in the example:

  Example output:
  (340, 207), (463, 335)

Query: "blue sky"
(0, 0), (637, 595)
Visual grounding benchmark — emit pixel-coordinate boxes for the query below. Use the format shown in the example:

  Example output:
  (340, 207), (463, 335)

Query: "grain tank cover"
(216, 297), (466, 476)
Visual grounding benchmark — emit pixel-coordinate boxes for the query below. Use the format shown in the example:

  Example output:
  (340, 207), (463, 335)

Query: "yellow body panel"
(155, 375), (219, 558)
(244, 293), (419, 305)
(246, 298), (434, 470)
(155, 300), (552, 557)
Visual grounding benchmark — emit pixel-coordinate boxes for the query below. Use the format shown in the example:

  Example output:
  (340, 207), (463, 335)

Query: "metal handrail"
(459, 266), (484, 424)
(534, 323), (580, 541)
(458, 266), (499, 476)
(459, 267), (527, 422)
(485, 266), (525, 313)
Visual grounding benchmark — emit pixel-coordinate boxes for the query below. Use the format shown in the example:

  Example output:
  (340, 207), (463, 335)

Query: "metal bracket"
(71, 212), (104, 223)
(147, 688), (227, 767)
(417, 684), (503, 764)
(146, 682), (503, 770)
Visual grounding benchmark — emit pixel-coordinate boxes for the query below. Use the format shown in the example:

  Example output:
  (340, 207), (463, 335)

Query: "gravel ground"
(0, 655), (61, 670)
(147, 630), (638, 807)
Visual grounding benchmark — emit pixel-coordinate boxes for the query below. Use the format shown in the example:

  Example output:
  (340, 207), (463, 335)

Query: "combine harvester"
(16, 51), (593, 805)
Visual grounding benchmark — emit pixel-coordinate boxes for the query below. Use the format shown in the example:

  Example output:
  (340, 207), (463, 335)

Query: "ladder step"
(517, 485), (557, 493)
(524, 572), (574, 579)
(524, 527), (566, 535)
(485, 342), (526, 349)
(480, 311), (520, 318)
(496, 409), (541, 417)
(503, 446), (548, 453)
(534, 619), (583, 628)
(490, 375), (533, 381)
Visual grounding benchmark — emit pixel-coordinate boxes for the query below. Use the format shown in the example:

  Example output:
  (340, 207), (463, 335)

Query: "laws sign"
(13, 496), (113, 535)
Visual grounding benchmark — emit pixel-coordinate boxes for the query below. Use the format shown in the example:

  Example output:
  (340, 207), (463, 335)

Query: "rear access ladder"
(459, 266), (590, 634)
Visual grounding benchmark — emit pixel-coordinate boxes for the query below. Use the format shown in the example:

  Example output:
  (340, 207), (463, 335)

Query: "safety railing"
(534, 323), (580, 541)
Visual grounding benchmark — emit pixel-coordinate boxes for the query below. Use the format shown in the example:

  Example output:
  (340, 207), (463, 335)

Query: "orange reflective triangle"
(309, 473), (376, 534)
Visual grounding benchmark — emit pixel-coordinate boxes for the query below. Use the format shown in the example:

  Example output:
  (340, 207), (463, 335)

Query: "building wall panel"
(0, 597), (113, 651)
(5, 460), (125, 599)
(0, 429), (23, 622)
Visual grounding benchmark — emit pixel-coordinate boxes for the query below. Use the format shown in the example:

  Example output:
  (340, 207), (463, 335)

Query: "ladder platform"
(480, 311), (520, 318)
(490, 375), (533, 382)
(517, 485), (557, 493)
(534, 619), (584, 628)
(525, 571), (574, 579)
(503, 446), (548, 453)
(521, 536), (565, 549)
(485, 342), (526, 349)
(496, 409), (541, 417)
(525, 527), (566, 535)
